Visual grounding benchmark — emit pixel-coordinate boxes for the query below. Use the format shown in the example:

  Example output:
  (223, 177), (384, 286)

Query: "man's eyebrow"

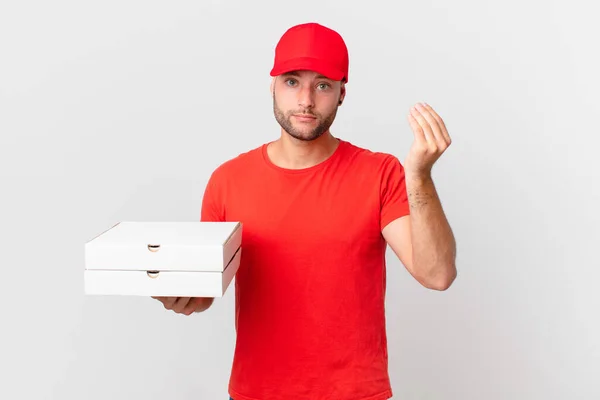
(281, 72), (333, 81)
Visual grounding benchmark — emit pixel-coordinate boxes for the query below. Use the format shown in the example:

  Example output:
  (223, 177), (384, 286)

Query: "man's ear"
(270, 77), (275, 94)
(338, 82), (346, 105)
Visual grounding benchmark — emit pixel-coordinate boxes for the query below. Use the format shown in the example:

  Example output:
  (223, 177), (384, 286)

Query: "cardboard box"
(84, 221), (242, 297)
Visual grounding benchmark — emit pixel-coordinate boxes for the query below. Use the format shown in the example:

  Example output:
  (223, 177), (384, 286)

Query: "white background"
(1, 1), (598, 399)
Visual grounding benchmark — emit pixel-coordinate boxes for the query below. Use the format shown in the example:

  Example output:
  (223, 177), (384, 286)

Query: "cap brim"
(270, 57), (346, 82)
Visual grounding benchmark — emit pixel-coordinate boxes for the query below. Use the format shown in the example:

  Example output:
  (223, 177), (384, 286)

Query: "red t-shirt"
(201, 139), (410, 400)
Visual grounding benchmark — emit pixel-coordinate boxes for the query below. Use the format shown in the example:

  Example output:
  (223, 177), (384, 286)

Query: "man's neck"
(267, 131), (340, 170)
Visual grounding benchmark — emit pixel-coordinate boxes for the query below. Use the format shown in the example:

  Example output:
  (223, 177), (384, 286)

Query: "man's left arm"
(382, 102), (457, 291)
(383, 174), (457, 291)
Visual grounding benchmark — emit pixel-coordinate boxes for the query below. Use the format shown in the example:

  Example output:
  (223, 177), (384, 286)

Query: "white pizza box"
(84, 221), (242, 297)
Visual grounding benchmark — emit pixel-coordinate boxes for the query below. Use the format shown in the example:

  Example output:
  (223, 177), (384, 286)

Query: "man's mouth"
(292, 114), (317, 120)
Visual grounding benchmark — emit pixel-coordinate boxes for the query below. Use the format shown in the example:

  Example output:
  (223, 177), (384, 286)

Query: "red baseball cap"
(270, 22), (349, 83)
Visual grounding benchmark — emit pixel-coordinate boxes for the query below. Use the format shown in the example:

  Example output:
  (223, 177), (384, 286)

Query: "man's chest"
(223, 177), (383, 253)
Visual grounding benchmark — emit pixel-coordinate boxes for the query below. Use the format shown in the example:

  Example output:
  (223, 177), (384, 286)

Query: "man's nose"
(297, 85), (315, 109)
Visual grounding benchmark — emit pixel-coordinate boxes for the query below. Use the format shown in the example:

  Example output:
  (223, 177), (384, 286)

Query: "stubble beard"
(273, 93), (338, 142)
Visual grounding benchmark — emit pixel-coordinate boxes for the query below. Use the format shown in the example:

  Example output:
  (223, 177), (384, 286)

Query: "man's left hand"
(404, 102), (452, 178)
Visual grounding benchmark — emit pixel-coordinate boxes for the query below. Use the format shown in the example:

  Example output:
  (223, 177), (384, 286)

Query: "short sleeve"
(380, 155), (410, 230)
(200, 170), (226, 222)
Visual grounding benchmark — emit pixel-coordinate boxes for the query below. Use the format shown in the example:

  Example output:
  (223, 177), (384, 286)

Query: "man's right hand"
(152, 296), (215, 315)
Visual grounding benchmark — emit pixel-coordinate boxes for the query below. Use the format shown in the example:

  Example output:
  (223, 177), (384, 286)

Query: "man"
(154, 22), (457, 400)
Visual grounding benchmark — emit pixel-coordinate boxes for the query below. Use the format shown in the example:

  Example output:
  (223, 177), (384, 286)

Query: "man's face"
(272, 70), (345, 141)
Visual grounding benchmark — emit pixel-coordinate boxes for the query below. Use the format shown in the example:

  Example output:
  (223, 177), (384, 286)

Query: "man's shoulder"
(341, 139), (402, 167)
(208, 143), (265, 180)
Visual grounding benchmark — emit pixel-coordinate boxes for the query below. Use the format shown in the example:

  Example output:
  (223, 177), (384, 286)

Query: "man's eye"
(286, 79), (297, 86)
(318, 83), (330, 90)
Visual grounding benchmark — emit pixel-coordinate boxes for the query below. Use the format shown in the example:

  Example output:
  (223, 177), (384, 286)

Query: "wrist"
(405, 170), (433, 185)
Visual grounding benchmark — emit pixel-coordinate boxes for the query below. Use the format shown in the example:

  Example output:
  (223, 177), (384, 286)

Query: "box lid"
(85, 221), (242, 272)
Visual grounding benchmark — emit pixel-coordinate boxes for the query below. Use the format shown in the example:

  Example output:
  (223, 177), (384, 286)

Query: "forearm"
(406, 173), (457, 290)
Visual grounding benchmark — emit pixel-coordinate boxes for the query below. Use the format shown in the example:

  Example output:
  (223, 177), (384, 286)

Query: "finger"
(414, 103), (444, 146)
(410, 105), (434, 144)
(407, 112), (426, 144)
(182, 297), (204, 315)
(172, 297), (191, 314)
(162, 297), (178, 309)
(421, 103), (451, 145)
(152, 296), (167, 306)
